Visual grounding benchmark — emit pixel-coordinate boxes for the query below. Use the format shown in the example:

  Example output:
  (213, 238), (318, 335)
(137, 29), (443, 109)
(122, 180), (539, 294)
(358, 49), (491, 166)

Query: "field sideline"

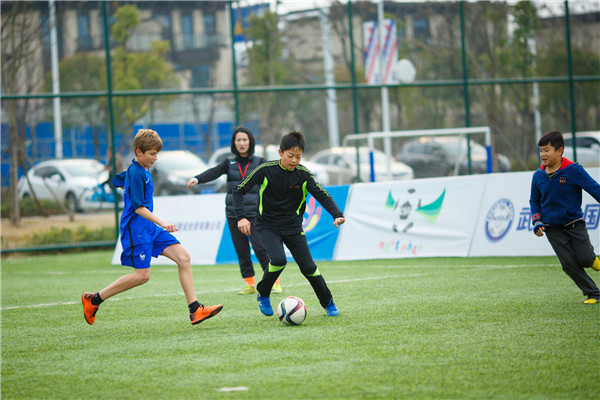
(1, 251), (599, 399)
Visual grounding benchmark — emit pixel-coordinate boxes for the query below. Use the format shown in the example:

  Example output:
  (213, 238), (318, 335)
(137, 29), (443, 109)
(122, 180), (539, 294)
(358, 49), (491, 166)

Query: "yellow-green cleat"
(591, 257), (600, 272)
(583, 298), (598, 304)
(238, 284), (257, 295)
(271, 283), (282, 293)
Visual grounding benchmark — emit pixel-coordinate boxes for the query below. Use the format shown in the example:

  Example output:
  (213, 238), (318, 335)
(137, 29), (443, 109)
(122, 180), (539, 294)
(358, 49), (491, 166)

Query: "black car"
(398, 137), (511, 179)
(150, 150), (220, 195)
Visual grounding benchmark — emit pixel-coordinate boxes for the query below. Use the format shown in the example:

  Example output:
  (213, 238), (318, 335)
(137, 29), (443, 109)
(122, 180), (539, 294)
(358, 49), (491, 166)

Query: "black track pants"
(256, 227), (333, 307)
(227, 218), (270, 279)
(546, 223), (600, 298)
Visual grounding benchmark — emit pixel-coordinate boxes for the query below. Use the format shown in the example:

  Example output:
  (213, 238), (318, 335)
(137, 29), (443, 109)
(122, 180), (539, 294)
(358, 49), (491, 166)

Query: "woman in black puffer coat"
(187, 127), (281, 294)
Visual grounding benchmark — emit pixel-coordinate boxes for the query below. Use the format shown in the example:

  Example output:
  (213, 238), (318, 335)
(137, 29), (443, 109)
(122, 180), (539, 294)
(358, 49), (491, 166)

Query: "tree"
(43, 53), (106, 161)
(108, 5), (178, 153)
(1, 1), (46, 225)
(537, 44), (600, 134)
(240, 9), (313, 146)
(43, 4), (178, 157)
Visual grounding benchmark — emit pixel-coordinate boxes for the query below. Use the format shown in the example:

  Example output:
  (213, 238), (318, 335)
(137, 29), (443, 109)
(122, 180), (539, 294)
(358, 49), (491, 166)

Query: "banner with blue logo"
(215, 185), (350, 264)
(303, 185), (350, 261)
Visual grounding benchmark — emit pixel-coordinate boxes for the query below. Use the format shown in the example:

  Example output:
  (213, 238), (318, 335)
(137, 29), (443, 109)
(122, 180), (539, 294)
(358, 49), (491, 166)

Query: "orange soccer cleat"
(82, 292), (99, 325)
(190, 304), (223, 325)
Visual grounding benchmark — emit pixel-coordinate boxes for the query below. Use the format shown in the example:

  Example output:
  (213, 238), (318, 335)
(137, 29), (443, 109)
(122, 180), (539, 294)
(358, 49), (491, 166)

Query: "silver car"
(563, 131), (600, 168)
(310, 146), (414, 185)
(17, 158), (114, 212)
(208, 144), (331, 186)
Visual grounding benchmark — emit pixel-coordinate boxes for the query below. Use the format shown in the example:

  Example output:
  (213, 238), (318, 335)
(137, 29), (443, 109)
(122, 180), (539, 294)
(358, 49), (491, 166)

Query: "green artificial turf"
(1, 251), (598, 399)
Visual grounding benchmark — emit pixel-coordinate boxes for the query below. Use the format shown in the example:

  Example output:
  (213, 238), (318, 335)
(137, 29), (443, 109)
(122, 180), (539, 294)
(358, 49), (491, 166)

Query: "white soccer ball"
(277, 296), (307, 326)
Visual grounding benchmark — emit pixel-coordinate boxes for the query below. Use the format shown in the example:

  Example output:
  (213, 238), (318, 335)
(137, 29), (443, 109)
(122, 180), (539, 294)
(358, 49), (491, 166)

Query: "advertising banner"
(112, 169), (599, 264)
(112, 193), (226, 266)
(470, 169), (600, 256)
(335, 176), (487, 260)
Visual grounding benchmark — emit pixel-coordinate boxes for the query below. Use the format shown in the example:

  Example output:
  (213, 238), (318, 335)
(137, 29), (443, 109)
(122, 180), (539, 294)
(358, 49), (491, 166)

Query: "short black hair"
(538, 129), (564, 149)
(280, 130), (305, 152)
(231, 126), (255, 157)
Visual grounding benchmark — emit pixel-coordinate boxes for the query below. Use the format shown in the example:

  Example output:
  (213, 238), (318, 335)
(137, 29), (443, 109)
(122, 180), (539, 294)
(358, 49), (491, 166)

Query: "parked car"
(398, 136), (512, 179)
(563, 131), (600, 168)
(207, 144), (331, 186)
(17, 158), (116, 212)
(151, 150), (221, 195)
(310, 146), (414, 185)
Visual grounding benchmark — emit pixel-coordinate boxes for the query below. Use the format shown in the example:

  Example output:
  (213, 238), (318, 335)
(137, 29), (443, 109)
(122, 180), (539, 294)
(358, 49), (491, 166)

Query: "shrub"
(30, 226), (114, 246)
(1, 197), (65, 219)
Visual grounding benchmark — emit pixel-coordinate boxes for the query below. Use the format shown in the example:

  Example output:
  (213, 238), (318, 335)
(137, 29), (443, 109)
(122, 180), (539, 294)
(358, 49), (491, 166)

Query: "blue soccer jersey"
(113, 160), (162, 248)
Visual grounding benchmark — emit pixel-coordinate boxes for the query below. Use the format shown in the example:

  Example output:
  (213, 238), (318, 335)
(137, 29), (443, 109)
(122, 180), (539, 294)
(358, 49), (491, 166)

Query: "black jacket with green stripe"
(232, 160), (344, 232)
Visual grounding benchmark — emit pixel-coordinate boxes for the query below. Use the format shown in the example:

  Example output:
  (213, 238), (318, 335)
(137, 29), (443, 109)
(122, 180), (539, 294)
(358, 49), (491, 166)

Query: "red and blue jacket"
(529, 157), (600, 234)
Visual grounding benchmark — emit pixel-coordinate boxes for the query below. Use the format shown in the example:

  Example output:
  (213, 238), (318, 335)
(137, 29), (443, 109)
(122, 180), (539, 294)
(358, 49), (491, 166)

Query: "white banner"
(335, 175), (487, 260)
(470, 169), (600, 256)
(112, 193), (226, 266)
(112, 169), (599, 265)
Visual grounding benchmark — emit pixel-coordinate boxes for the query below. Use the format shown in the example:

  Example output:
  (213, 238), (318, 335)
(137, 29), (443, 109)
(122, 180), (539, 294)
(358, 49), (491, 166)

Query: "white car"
(563, 131), (600, 168)
(17, 158), (115, 212)
(310, 146), (414, 185)
(207, 144), (331, 186)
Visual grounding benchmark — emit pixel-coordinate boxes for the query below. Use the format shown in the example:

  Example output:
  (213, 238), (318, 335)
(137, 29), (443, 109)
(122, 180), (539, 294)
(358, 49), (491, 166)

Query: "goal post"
(341, 126), (492, 182)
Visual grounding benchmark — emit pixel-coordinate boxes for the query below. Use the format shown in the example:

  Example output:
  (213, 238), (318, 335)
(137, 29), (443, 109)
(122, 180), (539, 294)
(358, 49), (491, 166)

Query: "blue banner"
(215, 185), (350, 264)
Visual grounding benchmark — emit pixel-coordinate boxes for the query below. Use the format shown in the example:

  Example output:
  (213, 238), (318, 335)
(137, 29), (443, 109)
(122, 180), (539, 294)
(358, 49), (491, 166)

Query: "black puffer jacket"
(194, 156), (265, 219)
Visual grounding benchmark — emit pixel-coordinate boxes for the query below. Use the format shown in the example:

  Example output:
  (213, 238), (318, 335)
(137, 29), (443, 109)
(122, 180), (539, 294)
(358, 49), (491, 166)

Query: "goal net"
(341, 126), (493, 182)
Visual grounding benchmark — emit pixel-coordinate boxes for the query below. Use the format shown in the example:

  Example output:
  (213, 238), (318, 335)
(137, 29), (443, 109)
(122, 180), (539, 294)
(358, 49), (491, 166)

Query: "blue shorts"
(121, 230), (180, 269)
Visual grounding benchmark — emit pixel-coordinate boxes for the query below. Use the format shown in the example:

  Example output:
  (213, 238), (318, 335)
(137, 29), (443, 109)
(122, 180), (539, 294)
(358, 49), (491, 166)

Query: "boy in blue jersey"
(82, 129), (223, 325)
(233, 131), (345, 317)
(530, 130), (600, 304)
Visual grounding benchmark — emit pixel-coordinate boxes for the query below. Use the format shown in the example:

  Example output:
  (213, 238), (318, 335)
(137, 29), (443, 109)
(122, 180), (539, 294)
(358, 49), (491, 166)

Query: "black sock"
(91, 293), (103, 306)
(188, 301), (201, 313)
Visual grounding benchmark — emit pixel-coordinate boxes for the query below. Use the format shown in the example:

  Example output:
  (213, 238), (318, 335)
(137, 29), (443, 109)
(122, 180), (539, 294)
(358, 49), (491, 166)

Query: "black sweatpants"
(545, 222), (600, 299)
(256, 226), (333, 307)
(227, 218), (270, 279)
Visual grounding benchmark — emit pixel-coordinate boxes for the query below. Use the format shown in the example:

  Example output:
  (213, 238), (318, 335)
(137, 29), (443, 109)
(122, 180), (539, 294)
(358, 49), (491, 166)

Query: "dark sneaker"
(324, 299), (339, 316)
(82, 292), (99, 325)
(190, 304), (223, 325)
(257, 294), (273, 316)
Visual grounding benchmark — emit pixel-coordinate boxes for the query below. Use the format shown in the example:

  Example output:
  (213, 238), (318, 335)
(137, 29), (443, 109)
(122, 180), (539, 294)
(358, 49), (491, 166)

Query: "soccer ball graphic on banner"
(277, 296), (307, 326)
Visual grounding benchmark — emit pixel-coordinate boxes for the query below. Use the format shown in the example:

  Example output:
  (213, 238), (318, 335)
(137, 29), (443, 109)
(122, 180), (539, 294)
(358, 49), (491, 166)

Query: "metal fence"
(1, 0), (599, 250)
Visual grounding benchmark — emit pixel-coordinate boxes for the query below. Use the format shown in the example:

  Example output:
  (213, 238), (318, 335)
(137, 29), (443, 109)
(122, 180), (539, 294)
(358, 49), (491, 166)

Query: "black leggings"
(256, 227), (333, 307)
(227, 218), (270, 279)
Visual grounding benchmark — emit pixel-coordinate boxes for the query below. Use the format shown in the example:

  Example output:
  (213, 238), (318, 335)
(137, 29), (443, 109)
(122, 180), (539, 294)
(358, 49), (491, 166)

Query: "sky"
(234, 0), (600, 17)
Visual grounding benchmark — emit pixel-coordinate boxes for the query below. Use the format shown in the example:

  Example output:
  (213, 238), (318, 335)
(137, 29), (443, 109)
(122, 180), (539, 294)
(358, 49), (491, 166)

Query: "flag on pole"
(363, 19), (398, 84)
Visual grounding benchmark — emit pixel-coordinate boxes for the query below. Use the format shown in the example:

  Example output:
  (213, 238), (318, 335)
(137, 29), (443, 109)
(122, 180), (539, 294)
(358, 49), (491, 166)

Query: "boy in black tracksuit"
(232, 131), (345, 316)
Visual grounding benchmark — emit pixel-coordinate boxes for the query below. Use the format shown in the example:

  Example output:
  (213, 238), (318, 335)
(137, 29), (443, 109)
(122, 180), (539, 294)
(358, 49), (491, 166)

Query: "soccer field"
(1, 251), (598, 399)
